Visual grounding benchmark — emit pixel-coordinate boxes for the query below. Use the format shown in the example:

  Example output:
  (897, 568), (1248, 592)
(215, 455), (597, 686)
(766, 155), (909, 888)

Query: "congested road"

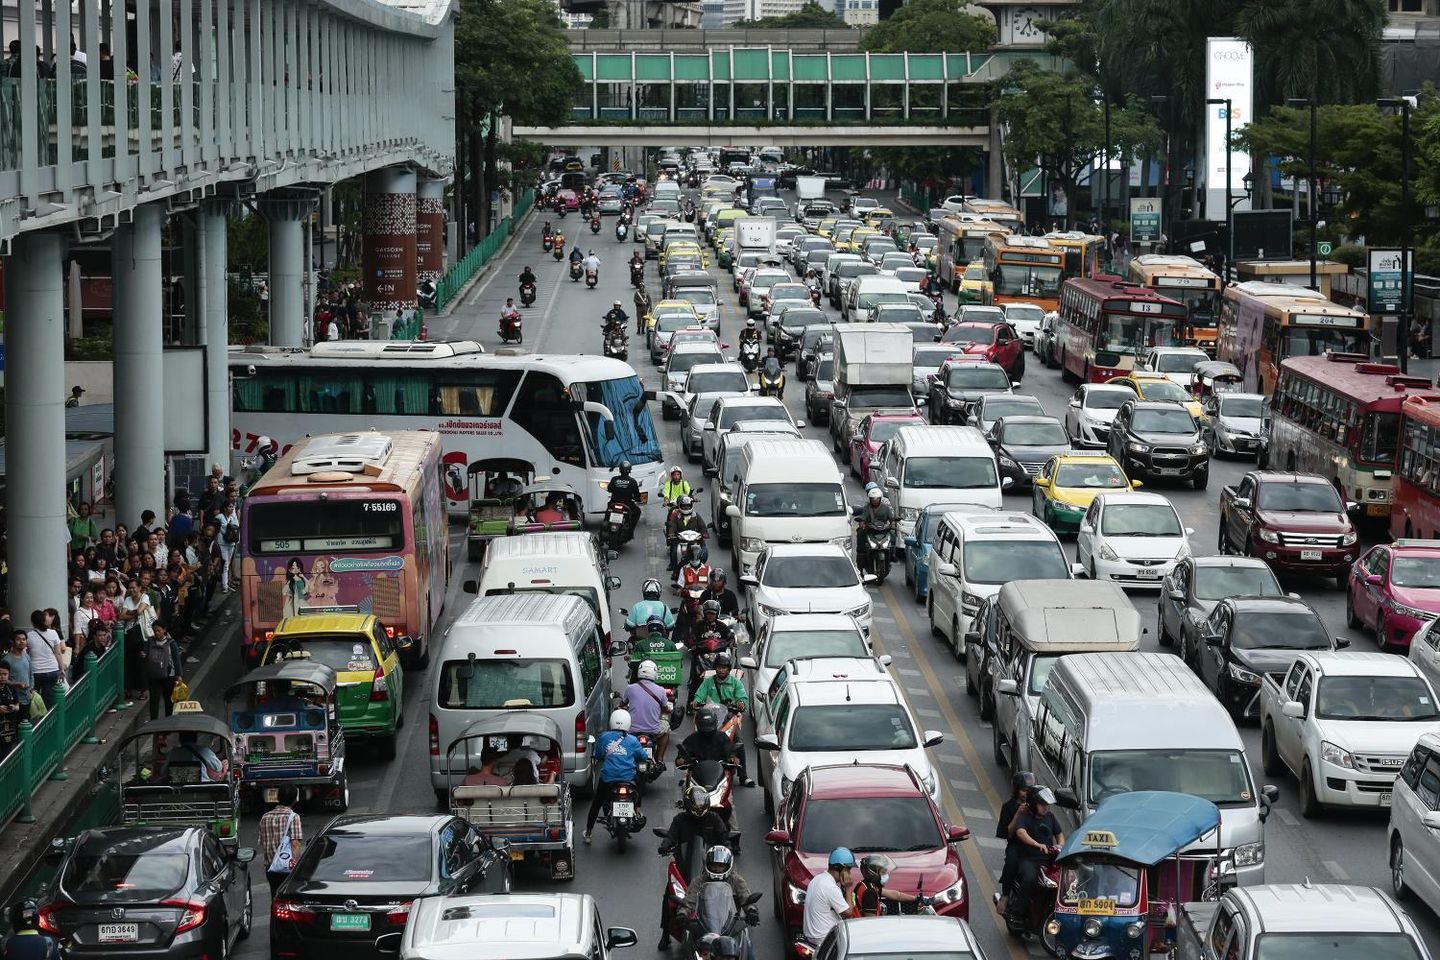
(217, 185), (1440, 960)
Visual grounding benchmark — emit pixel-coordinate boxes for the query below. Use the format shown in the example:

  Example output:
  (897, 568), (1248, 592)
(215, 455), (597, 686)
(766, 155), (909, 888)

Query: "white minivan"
(873, 425), (1004, 540)
(726, 438), (851, 578)
(845, 275), (914, 324)
(471, 532), (622, 648)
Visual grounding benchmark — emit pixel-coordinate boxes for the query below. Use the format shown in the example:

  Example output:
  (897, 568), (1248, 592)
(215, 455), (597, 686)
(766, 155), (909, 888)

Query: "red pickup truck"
(1217, 470), (1360, 588)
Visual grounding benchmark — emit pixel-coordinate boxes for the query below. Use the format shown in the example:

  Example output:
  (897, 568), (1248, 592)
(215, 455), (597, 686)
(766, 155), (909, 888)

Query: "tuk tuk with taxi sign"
(117, 704), (240, 846)
(1047, 791), (1223, 960)
(1189, 361), (1244, 401)
(466, 458), (536, 560)
(510, 480), (586, 534)
(225, 659), (349, 811)
(446, 713), (575, 881)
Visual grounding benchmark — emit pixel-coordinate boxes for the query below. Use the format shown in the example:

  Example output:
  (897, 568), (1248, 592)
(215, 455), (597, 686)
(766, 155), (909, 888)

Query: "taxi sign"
(173, 700), (204, 713)
(1081, 829), (1120, 848)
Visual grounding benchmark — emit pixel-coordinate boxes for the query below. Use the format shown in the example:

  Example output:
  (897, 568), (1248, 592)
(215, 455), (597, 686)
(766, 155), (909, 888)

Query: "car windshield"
(905, 456), (998, 490)
(657, 312), (698, 332)
(1193, 565), (1282, 601)
(1056, 463), (1128, 488)
(876, 307), (925, 324)
(946, 326), (994, 345)
(839, 264), (877, 279)
(1218, 396), (1265, 419)
(680, 290), (717, 307)
(816, 359), (835, 380)
(964, 265), (987, 281)
(896, 269), (928, 283)
(1084, 390), (1130, 411)
(1391, 556), (1440, 588)
(858, 293), (911, 311)
(1155, 352), (1206, 373)
(761, 555), (858, 588)
(692, 396), (723, 421)
(850, 387), (915, 409)
(983, 398), (1044, 422)
(1229, 610), (1331, 650)
(1136, 380), (1190, 402)
(1132, 409), (1196, 434)
(1315, 676), (1440, 721)
(1101, 503), (1183, 537)
(962, 541), (1071, 585)
(995, 264), (1062, 297)
(869, 419), (913, 443)
(947, 367), (1010, 391)
(916, 348), (959, 369)
(670, 352), (721, 374)
(437, 658), (576, 708)
(781, 310), (827, 329)
(752, 273), (787, 291)
(1255, 934), (1424, 960)
(1089, 749), (1253, 804)
(745, 483), (847, 518)
(719, 405), (785, 429)
(1003, 421), (1068, 446)
(689, 372), (749, 395)
(797, 797), (940, 854)
(1007, 306), (1045, 325)
(789, 704), (918, 752)
(291, 833), (434, 883)
(265, 637), (377, 672)
(1256, 483), (1343, 513)
(63, 834), (190, 903)
(584, 375), (662, 467)
(765, 629), (869, 667)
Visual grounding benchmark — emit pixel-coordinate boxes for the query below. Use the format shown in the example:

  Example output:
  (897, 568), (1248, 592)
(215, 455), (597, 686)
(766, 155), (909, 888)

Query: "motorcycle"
(757, 360), (785, 399)
(499, 310), (523, 345)
(599, 776), (645, 851)
(418, 280), (437, 310)
(586, 270), (600, 290)
(738, 339), (760, 373)
(808, 282), (821, 307)
(630, 263), (645, 288)
(520, 281), (537, 307)
(604, 333), (629, 362)
(929, 289), (947, 326)
(682, 879), (761, 960)
(677, 756), (739, 835)
(591, 216), (602, 235)
(859, 518), (894, 584)
(570, 260), (584, 282)
(542, 229), (554, 253)
(1001, 853), (1061, 942)
(616, 221), (629, 242)
(655, 830), (708, 948)
(553, 243), (566, 261)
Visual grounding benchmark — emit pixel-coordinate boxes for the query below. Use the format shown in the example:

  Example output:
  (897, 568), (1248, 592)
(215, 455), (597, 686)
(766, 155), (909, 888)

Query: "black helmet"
(704, 844), (734, 881)
(619, 460), (632, 476)
(677, 494), (695, 511)
(708, 569), (727, 586)
(713, 651), (733, 668)
(1012, 771), (1037, 792)
(702, 600), (721, 617)
(9, 899), (39, 930)
(684, 784), (712, 815)
(696, 705), (721, 735)
(715, 937), (740, 960)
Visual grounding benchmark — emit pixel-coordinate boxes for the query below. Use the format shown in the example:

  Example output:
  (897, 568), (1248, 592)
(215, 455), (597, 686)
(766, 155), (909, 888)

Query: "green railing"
(391, 309), (424, 340)
(432, 189), (534, 312)
(0, 649), (124, 830)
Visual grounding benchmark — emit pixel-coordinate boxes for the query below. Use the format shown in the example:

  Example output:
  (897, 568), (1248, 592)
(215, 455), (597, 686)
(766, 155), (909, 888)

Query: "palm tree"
(1235, 0), (1385, 107)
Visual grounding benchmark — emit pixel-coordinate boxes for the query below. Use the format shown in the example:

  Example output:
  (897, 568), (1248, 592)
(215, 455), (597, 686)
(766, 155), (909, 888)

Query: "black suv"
(927, 359), (1013, 425)
(1106, 399), (1210, 488)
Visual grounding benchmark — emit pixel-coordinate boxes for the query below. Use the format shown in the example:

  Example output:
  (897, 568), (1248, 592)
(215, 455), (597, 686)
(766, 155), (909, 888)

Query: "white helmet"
(609, 708), (632, 732)
(638, 660), (659, 682)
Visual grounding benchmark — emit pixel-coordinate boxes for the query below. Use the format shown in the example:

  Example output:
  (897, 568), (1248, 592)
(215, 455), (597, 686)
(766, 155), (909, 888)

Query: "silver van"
(430, 594), (609, 799)
(384, 893), (637, 960)
(1028, 651), (1277, 885)
(988, 580), (1141, 773)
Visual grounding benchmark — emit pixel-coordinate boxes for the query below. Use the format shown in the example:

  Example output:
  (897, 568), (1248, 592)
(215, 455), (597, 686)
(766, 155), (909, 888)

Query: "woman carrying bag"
(142, 622), (182, 720)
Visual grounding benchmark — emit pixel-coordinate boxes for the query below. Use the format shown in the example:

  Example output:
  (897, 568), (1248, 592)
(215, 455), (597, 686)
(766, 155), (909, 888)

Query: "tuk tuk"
(446, 713), (575, 881)
(117, 704), (240, 846)
(1189, 360), (1243, 400)
(225, 660), (349, 811)
(511, 480), (585, 534)
(466, 457), (536, 560)
(1048, 791), (1223, 960)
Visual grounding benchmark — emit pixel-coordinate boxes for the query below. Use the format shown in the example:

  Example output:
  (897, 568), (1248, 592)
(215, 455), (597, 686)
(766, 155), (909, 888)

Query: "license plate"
(1156, 467), (1183, 476)
(1300, 549), (1323, 561)
(98, 924), (139, 943)
(639, 492), (649, 505)
(1135, 569), (1161, 579)
(511, 849), (526, 861)
(1076, 899), (1117, 916)
(331, 914), (372, 932)
(1381, 792), (1393, 806)
(263, 787), (279, 803)
(609, 511), (626, 524)
(611, 800), (635, 818)
(1367, 503), (1388, 517)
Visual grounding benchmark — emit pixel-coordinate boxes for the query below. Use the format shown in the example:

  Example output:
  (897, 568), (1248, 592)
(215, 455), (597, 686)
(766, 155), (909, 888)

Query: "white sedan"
(1064, 383), (1133, 449)
(1004, 303), (1046, 348)
(741, 544), (874, 639)
(1076, 491), (1193, 588)
(739, 613), (881, 720)
(1141, 346), (1211, 385)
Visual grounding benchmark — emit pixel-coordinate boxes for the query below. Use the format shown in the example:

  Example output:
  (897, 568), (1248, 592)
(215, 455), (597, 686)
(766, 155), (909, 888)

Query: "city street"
(211, 189), (1440, 960)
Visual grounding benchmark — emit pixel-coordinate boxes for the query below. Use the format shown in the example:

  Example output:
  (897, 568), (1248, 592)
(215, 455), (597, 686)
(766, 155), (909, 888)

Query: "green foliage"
(872, 146), (984, 186)
(227, 209), (268, 273)
(735, 2), (849, 28)
(69, 330), (114, 361)
(1233, 0), (1384, 107)
(455, 0), (582, 129)
(228, 281), (266, 343)
(1331, 244), (1366, 268)
(856, 0), (993, 53)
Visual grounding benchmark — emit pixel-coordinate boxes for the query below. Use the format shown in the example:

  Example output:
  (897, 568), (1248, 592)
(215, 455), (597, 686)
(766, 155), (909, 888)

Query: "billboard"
(1204, 38), (1253, 221)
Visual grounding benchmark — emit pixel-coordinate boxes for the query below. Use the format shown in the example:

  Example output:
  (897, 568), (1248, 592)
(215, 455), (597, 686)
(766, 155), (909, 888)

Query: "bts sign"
(1204, 38), (1253, 221)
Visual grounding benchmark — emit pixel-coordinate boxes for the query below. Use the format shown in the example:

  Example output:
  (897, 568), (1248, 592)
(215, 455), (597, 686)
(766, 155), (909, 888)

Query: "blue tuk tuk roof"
(1058, 791), (1220, 866)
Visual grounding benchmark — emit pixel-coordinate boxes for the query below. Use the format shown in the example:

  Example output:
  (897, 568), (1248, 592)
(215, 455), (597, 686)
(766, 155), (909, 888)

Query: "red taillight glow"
(164, 899), (207, 933)
(386, 902), (414, 926)
(36, 905), (61, 934)
(575, 710), (586, 752)
(370, 663), (389, 702)
(271, 901), (315, 924)
(384, 626), (396, 638)
(429, 714), (439, 756)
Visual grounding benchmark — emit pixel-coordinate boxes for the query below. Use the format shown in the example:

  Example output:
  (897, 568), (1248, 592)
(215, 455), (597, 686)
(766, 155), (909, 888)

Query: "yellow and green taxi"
(1106, 373), (1206, 422)
(659, 239), (709, 270)
(1031, 453), (1139, 534)
(816, 217), (840, 239)
(260, 613), (409, 757)
(957, 260), (992, 304)
(645, 299), (703, 347)
(713, 228), (735, 255)
(862, 207), (895, 228)
(713, 208), (746, 243)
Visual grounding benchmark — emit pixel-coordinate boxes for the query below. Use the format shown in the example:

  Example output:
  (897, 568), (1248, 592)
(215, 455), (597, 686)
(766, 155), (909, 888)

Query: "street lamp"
(1379, 95), (1416, 370)
(1285, 98), (1319, 292)
(1206, 97), (1234, 281)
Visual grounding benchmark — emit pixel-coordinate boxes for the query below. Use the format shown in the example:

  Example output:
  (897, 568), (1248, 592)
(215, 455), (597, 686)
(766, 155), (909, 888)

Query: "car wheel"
(1299, 759), (1320, 817)
(992, 721), (1007, 767)
(1157, 608), (1174, 648)
(1393, 838), (1412, 900)
(1261, 722), (1282, 777)
(961, 624), (976, 691)
(377, 732), (397, 762)
(1337, 567), (1351, 591)
(1346, 589), (1360, 629)
(905, 559), (914, 589)
(238, 881), (253, 939)
(928, 595), (944, 640)
(1014, 352), (1025, 380)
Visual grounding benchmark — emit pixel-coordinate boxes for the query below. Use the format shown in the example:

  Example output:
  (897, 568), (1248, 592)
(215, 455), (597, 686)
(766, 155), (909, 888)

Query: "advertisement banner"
(1204, 38), (1253, 221)
(1129, 197), (1161, 245)
(1367, 248), (1412, 315)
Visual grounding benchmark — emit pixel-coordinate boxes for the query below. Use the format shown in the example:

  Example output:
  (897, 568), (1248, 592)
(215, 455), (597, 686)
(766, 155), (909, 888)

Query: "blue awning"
(1058, 791), (1221, 865)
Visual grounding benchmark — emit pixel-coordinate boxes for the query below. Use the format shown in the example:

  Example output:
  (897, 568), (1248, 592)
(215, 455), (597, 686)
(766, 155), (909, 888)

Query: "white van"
(874, 425), (1004, 540)
(726, 438), (851, 578)
(430, 593), (609, 798)
(471, 532), (621, 647)
(845, 275), (913, 323)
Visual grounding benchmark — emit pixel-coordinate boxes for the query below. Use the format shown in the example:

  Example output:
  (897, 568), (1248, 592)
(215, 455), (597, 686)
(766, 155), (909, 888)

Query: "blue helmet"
(647, 614), (668, 632)
(828, 847), (856, 868)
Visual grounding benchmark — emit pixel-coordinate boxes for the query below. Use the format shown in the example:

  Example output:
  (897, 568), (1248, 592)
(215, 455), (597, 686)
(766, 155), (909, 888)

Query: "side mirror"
(1130, 480), (1144, 490)
(963, 630), (981, 646)
(945, 825), (971, 843)
(884, 477), (899, 490)
(1282, 700), (1306, 719)
(795, 420), (807, 429)
(740, 575), (758, 587)
(1078, 522), (1093, 534)
(1167, 588), (1184, 601)
(1203, 629), (1222, 647)
(606, 928), (640, 950)
(725, 505), (742, 520)
(1367, 574), (1384, 586)
(923, 730), (945, 747)
(861, 573), (878, 585)
(1346, 501), (1361, 515)
(395, 635), (414, 651)
(1033, 477), (1050, 490)
(903, 536), (917, 547)
(1233, 497), (1251, 511)
(1422, 811), (1440, 831)
(1011, 382), (1022, 389)
(1071, 562), (1086, 578)
(1053, 788), (1081, 810)
(1334, 636), (1351, 649)
(1260, 784), (1280, 806)
(1002, 477), (1014, 489)
(765, 828), (793, 846)
(607, 550), (620, 562)
(606, 576), (623, 591)
(1069, 398), (1081, 408)
(462, 580), (478, 594)
(996, 677), (1018, 696)
(935, 561), (957, 577)
(878, 654), (893, 667)
(740, 656), (758, 669)
(234, 847), (257, 864)
(756, 733), (781, 751)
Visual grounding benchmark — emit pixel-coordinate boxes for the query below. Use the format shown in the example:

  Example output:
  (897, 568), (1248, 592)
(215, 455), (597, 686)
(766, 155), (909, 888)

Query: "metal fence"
(0, 648), (125, 830)
(432, 189), (534, 312)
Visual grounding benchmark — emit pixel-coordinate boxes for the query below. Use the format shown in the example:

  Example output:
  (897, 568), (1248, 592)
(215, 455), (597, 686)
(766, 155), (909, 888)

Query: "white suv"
(927, 511), (1074, 657)
(740, 613), (880, 720)
(1389, 731), (1440, 910)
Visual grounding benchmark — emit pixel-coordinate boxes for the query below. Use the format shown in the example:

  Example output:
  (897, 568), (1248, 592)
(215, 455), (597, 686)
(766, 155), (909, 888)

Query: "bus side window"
(512, 372), (584, 466)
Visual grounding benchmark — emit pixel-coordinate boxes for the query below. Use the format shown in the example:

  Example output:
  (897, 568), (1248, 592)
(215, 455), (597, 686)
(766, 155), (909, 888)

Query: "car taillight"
(370, 663), (389, 702)
(386, 902), (414, 926)
(164, 900), (207, 933)
(384, 626), (396, 638)
(36, 905), (61, 934)
(575, 710), (586, 753)
(271, 901), (315, 924)
(429, 714), (439, 756)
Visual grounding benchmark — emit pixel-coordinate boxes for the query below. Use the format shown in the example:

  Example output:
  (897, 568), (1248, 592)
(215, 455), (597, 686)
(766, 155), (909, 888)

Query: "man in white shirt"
(581, 251), (601, 277)
(802, 847), (858, 945)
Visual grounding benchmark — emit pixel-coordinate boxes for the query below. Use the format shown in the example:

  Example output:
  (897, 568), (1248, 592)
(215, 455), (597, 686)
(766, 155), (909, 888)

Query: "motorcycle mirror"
(652, 828), (669, 838)
(744, 893), (763, 907)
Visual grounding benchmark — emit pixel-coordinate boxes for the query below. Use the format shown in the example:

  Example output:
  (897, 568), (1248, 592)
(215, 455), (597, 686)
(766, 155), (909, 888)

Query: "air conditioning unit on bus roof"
(291, 433), (393, 476)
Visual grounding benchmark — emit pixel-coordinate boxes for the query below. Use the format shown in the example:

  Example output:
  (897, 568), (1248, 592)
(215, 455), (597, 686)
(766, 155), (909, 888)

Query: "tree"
(1234, 0), (1384, 108)
(735, 1), (848, 28)
(856, 0), (994, 53)
(995, 60), (1162, 228)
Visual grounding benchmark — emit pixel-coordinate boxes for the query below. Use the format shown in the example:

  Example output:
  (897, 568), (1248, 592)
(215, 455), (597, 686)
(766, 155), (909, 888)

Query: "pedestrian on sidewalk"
(142, 622), (182, 720)
(216, 498), (239, 593)
(25, 610), (65, 708)
(0, 662), (21, 759)
(68, 502), (99, 553)
(3, 632), (33, 711)
(119, 578), (156, 700)
(259, 785), (304, 896)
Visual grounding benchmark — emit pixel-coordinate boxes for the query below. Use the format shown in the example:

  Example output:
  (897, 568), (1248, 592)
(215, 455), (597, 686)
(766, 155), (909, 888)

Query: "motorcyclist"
(625, 581), (675, 636)
(802, 848), (859, 946)
(857, 485), (896, 570)
(674, 539), (713, 595)
(584, 708), (650, 844)
(658, 788), (732, 949)
(569, 245), (584, 264)
(759, 348), (783, 394)
(738, 319), (762, 349)
(679, 847), (756, 953)
(677, 704), (739, 769)
(661, 466), (693, 507)
(685, 602), (735, 705)
(630, 250), (645, 277)
(1009, 786), (1065, 924)
(604, 300), (630, 334)
(582, 250), (602, 280)
(701, 569), (740, 620)
(519, 265), (538, 288)
(0, 900), (61, 960)
(994, 771), (1037, 915)
(852, 854), (931, 916)
(690, 652), (752, 788)
(500, 298), (521, 323)
(623, 660), (672, 766)
(665, 493), (706, 573)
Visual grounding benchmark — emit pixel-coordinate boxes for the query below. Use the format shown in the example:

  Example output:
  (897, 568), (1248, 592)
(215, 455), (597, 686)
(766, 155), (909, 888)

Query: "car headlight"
(1126, 922), (1146, 940)
(931, 877), (965, 906)
(946, 394), (967, 407)
(787, 881), (807, 905)
(1321, 740), (1355, 769)
(1232, 841), (1265, 867)
(1227, 663), (1261, 684)
(740, 537), (765, 553)
(1098, 543), (1120, 562)
(1083, 919), (1103, 939)
(1055, 501), (1085, 513)
(1190, 443), (1209, 455)
(960, 591), (983, 610)
(831, 535), (853, 549)
(846, 603), (871, 620)
(1391, 600), (1438, 620)
(758, 603), (784, 618)
(999, 455), (1019, 469)
(1258, 528), (1280, 543)
(900, 506), (920, 522)
(1340, 531), (1358, 546)
(1127, 441), (1149, 454)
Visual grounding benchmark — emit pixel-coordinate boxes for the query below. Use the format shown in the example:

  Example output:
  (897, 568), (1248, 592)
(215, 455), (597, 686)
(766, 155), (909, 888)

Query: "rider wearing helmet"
(603, 299), (629, 332)
(996, 771), (1038, 913)
(584, 708), (651, 843)
(623, 660), (672, 765)
(802, 848), (859, 945)
(853, 854), (932, 916)
(668, 496), (709, 576)
(680, 846), (757, 942)
(686, 598), (735, 699)
(657, 789), (730, 950)
(702, 569), (740, 620)
(606, 460), (641, 538)
(690, 651), (752, 787)
(1, 900), (61, 960)
(712, 936), (742, 960)
(738, 318), (761, 348)
(1009, 786), (1065, 921)
(518, 265), (538, 287)
(858, 483), (896, 569)
(676, 704), (741, 784)
(625, 579), (676, 635)
(661, 466), (693, 507)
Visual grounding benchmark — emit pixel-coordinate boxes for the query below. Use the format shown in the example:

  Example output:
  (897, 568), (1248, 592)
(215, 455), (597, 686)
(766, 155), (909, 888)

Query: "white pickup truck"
(1258, 651), (1440, 817)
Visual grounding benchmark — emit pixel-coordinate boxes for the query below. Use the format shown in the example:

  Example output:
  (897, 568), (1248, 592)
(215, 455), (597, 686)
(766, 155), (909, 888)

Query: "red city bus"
(1055, 277), (1187, 383)
(1393, 396), (1440, 540)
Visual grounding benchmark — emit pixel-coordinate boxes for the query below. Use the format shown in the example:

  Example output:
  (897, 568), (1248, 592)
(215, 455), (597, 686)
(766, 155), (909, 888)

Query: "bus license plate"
(1367, 504), (1388, 517)
(1077, 899), (1116, 916)
(332, 914), (372, 932)
(1300, 549), (1323, 561)
(98, 924), (139, 943)
(611, 801), (635, 818)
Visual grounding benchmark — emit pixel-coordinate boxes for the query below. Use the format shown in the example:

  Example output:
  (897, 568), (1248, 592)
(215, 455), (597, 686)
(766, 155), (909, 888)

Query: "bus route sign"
(1368, 248), (1412, 315)
(1129, 197), (1162, 244)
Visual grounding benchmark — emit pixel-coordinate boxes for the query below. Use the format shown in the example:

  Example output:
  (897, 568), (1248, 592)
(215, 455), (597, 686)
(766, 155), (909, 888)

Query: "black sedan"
(1193, 595), (1346, 719)
(271, 814), (510, 960)
(987, 415), (1070, 490)
(41, 826), (253, 960)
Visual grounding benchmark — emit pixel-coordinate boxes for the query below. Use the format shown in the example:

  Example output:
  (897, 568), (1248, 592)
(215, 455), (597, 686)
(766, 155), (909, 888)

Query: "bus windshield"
(1098, 316), (1180, 354)
(582, 375), (661, 468)
(1278, 326), (1368, 358)
(1161, 287), (1221, 327)
(247, 498), (405, 553)
(994, 264), (1062, 298)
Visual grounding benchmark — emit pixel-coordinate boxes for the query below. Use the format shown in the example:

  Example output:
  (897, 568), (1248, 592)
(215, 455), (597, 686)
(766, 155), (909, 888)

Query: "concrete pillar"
(988, 105), (1004, 201)
(199, 200), (231, 471)
(258, 192), (316, 347)
(3, 232), (70, 622)
(113, 203), (167, 531)
(416, 178), (446, 288)
(362, 167), (418, 320)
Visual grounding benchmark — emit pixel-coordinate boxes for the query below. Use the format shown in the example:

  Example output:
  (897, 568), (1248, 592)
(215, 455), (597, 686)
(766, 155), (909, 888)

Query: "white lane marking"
(962, 806), (994, 820)
(1323, 860), (1351, 881)
(1274, 807), (1300, 827)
